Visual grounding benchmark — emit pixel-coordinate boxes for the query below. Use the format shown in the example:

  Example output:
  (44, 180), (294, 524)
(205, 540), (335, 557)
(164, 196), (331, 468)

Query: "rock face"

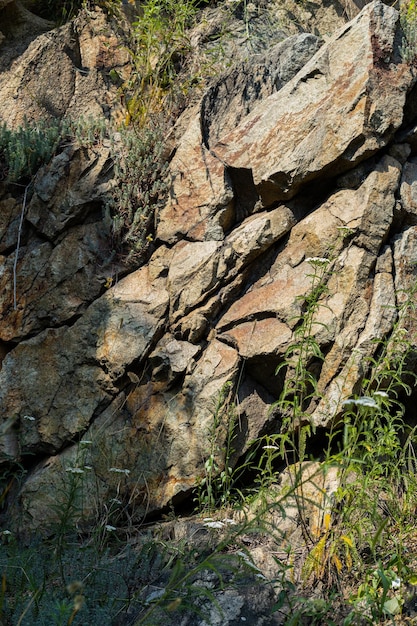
(1, 0), (417, 530)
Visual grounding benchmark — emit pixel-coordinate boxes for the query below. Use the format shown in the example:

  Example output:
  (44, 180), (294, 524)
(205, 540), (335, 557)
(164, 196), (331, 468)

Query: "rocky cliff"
(0, 0), (417, 538)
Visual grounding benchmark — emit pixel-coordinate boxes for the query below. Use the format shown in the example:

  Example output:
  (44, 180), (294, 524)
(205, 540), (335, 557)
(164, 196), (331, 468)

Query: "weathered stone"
(400, 158), (417, 219)
(27, 144), (112, 239)
(219, 318), (292, 359)
(157, 33), (321, 244)
(201, 33), (323, 148)
(157, 115), (234, 244)
(168, 240), (224, 318)
(0, 222), (110, 341)
(226, 205), (296, 263)
(392, 226), (417, 346)
(149, 335), (201, 384)
(0, 9), (127, 127)
(168, 206), (295, 323)
(0, 196), (20, 253)
(4, 0), (417, 538)
(93, 267), (169, 377)
(0, 267), (169, 456)
(13, 338), (240, 529)
(0, 0), (52, 48)
(213, 1), (413, 206)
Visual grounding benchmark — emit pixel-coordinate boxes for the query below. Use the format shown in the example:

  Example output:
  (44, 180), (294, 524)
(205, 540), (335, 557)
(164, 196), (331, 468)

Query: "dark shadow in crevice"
(226, 166), (261, 224)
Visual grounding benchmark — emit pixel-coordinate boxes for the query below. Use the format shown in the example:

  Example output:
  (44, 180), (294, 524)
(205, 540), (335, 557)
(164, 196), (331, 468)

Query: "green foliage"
(66, 116), (109, 149)
(0, 116), (111, 185)
(237, 252), (417, 622)
(400, 0), (417, 64)
(124, 0), (203, 124)
(105, 120), (169, 265)
(254, 256), (332, 487)
(0, 114), (166, 264)
(0, 118), (62, 183)
(195, 382), (240, 512)
(34, 0), (123, 23)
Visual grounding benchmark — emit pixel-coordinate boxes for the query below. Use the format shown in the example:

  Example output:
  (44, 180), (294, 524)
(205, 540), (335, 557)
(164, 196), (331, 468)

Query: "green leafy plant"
(195, 381), (240, 513)
(105, 120), (169, 265)
(0, 118), (62, 183)
(400, 0), (417, 64)
(124, 0), (202, 124)
(254, 256), (332, 490)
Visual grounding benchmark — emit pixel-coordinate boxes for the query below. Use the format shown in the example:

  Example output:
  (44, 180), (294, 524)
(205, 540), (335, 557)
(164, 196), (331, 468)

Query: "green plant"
(124, 0), (202, 124)
(34, 0), (123, 23)
(105, 120), (169, 265)
(400, 0), (417, 64)
(66, 116), (109, 149)
(0, 118), (62, 183)
(195, 381), (240, 513)
(254, 256), (332, 495)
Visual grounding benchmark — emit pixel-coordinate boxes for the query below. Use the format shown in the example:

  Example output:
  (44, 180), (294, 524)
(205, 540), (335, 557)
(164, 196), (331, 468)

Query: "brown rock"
(0, 9), (127, 127)
(213, 1), (413, 206)
(0, 267), (169, 456)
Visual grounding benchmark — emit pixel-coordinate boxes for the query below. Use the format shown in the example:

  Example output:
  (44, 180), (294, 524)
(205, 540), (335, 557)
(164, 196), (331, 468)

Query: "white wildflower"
(109, 467), (130, 476)
(263, 445), (280, 450)
(23, 415), (36, 421)
(342, 397), (378, 409)
(391, 577), (401, 590)
(374, 391), (389, 398)
(203, 521), (224, 529)
(104, 525), (116, 532)
(1, 530), (11, 536)
(305, 257), (330, 266)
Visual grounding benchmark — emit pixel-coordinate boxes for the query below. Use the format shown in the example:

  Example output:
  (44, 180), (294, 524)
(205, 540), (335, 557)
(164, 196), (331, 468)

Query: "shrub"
(105, 119), (169, 266)
(0, 118), (62, 183)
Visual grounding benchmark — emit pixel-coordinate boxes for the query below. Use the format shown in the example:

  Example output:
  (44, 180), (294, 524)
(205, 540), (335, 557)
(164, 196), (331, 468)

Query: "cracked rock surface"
(1, 0), (417, 531)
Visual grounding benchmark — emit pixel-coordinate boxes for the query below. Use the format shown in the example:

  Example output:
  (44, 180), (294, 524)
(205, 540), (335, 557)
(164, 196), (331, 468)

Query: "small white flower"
(203, 521), (224, 529)
(23, 415), (36, 421)
(65, 467), (85, 474)
(342, 397), (378, 409)
(306, 257), (330, 266)
(109, 467), (130, 476)
(1, 530), (11, 536)
(374, 391), (389, 398)
(263, 445), (280, 450)
(105, 525), (116, 532)
(391, 577), (401, 590)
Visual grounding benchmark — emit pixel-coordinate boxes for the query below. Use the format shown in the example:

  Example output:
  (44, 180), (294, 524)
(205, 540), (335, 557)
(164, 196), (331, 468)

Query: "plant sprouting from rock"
(196, 381), (239, 513)
(106, 121), (169, 266)
(0, 118), (62, 183)
(400, 0), (417, 64)
(124, 0), (201, 124)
